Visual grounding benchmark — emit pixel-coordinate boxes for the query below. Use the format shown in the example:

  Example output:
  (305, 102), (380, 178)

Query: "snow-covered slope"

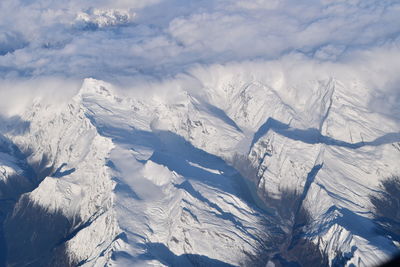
(1, 64), (399, 266)
(78, 79), (280, 266)
(2, 97), (118, 266)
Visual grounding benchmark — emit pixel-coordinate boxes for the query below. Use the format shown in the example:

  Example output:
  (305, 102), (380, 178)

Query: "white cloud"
(0, 77), (80, 116)
(0, 0), (398, 116)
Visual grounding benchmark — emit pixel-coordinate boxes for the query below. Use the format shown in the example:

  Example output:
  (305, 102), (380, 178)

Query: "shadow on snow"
(250, 117), (400, 151)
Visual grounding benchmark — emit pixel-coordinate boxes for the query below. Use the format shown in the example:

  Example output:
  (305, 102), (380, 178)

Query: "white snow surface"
(2, 61), (400, 266)
(1, 1), (400, 266)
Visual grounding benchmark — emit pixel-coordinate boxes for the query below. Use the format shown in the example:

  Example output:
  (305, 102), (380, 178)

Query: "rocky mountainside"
(0, 68), (399, 266)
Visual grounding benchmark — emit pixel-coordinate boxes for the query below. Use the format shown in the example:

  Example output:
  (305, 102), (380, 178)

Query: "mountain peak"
(76, 78), (115, 99)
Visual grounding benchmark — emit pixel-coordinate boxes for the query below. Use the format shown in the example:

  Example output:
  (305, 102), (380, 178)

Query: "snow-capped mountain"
(1, 0), (399, 266)
(0, 60), (399, 267)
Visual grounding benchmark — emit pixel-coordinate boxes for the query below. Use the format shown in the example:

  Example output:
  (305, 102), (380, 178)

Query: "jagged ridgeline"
(0, 72), (399, 267)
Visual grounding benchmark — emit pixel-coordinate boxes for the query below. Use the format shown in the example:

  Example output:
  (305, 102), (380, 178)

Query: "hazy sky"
(0, 0), (399, 115)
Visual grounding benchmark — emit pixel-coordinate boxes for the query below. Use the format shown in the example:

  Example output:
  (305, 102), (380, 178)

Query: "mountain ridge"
(0, 70), (399, 266)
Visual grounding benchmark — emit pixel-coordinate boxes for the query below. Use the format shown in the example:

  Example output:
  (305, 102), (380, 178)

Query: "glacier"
(0, 58), (399, 266)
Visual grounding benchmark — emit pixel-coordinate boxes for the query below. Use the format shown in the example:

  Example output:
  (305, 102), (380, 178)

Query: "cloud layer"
(0, 0), (399, 79)
(0, 0), (399, 115)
